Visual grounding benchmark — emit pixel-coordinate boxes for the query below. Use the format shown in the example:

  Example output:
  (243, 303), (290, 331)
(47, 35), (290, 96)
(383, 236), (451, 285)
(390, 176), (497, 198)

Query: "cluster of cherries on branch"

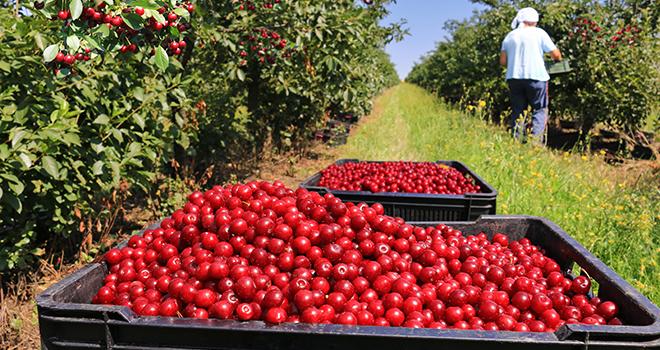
(569, 17), (641, 48)
(238, 28), (290, 66)
(40, 0), (195, 74)
(93, 181), (620, 331)
(230, 0), (292, 67)
(234, 0), (281, 11)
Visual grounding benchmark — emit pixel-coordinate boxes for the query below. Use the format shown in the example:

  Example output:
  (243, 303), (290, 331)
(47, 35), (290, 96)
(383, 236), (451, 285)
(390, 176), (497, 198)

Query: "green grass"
(337, 83), (660, 304)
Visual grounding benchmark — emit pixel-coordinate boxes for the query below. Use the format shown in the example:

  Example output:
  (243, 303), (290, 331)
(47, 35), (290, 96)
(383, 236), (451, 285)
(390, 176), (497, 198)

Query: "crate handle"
(103, 312), (114, 350)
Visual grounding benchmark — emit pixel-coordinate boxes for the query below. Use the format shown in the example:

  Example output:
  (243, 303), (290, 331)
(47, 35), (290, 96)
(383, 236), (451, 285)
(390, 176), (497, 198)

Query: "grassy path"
(335, 83), (659, 303)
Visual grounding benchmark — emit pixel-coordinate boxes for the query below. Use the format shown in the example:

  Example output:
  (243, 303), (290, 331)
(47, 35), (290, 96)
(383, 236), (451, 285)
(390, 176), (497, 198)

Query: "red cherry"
(293, 290), (315, 311)
(63, 54), (76, 65)
(236, 303), (255, 320)
(336, 312), (357, 325)
(385, 308), (405, 326)
(55, 51), (65, 63)
(194, 289), (217, 308)
(209, 300), (234, 319)
(478, 300), (500, 321)
(264, 307), (287, 324)
(571, 276), (591, 294)
(541, 309), (561, 329)
(105, 248), (123, 265)
(531, 293), (553, 315)
(444, 306), (465, 325)
(597, 301), (618, 320)
(111, 16), (123, 27)
(159, 298), (179, 317)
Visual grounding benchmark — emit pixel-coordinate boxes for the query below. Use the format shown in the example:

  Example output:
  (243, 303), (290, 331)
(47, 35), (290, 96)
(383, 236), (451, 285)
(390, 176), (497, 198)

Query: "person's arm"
(541, 30), (561, 61)
(549, 49), (562, 61)
(499, 51), (508, 66)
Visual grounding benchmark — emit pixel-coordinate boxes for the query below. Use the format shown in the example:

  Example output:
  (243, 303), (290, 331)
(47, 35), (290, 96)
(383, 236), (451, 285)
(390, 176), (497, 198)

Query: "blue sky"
(382, 0), (485, 79)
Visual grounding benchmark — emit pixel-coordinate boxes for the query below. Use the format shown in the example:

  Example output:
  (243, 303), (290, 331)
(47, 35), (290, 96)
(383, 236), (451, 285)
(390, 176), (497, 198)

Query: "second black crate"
(300, 159), (498, 221)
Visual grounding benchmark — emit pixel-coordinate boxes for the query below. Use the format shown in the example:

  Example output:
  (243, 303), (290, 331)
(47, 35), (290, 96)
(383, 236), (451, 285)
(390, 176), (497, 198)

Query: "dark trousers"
(507, 79), (549, 140)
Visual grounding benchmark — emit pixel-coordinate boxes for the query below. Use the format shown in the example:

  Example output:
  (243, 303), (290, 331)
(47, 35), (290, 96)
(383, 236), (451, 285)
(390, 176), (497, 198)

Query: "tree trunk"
(580, 115), (595, 142)
(246, 63), (265, 158)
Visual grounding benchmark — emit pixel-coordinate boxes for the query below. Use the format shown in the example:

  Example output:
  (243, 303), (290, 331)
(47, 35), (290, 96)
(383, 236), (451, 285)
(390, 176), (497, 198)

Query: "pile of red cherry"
(94, 181), (621, 331)
(317, 161), (481, 194)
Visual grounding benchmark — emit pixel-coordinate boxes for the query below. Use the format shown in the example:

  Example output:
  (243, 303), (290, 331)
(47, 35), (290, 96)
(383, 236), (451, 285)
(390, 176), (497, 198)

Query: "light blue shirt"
(501, 27), (557, 81)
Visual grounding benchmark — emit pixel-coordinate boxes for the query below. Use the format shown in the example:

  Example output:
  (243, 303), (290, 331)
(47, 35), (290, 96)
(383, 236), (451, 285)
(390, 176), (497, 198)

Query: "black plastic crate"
(300, 159), (498, 221)
(314, 130), (348, 146)
(37, 216), (660, 350)
(326, 119), (352, 132)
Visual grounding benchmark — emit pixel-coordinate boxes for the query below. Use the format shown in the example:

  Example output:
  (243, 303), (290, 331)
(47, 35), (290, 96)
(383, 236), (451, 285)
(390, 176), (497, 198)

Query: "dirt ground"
(1, 260), (83, 349)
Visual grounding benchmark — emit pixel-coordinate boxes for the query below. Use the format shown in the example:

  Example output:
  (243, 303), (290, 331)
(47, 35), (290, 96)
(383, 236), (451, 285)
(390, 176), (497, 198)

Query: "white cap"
(511, 7), (539, 29)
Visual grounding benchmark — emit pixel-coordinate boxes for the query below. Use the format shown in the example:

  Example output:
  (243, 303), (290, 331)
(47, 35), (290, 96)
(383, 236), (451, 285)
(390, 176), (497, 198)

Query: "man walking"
(500, 7), (562, 143)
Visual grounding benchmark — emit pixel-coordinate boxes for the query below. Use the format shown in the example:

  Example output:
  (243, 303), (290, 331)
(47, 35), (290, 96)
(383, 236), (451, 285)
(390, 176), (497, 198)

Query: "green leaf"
(148, 9), (166, 24)
(2, 104), (17, 116)
(110, 161), (120, 187)
(0, 144), (9, 160)
(226, 40), (236, 52)
(168, 26), (180, 38)
(133, 114), (145, 129)
(66, 35), (80, 52)
(5, 192), (22, 213)
(84, 35), (101, 50)
(121, 13), (144, 30)
(0, 60), (10, 72)
(173, 7), (189, 20)
(11, 129), (27, 149)
(62, 133), (81, 146)
(0, 173), (20, 184)
(128, 142), (141, 154)
(178, 132), (190, 148)
(34, 32), (45, 50)
(93, 115), (110, 125)
(175, 114), (184, 128)
(92, 161), (104, 175)
(42, 156), (61, 180)
(133, 87), (145, 101)
(97, 24), (110, 37)
(18, 153), (32, 169)
(0, 186), (3, 201)
(127, 0), (160, 10)
(43, 44), (59, 63)
(111, 129), (124, 142)
(69, 0), (83, 20)
(8, 179), (24, 196)
(154, 46), (169, 71)
(237, 68), (245, 81)
(91, 143), (104, 154)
